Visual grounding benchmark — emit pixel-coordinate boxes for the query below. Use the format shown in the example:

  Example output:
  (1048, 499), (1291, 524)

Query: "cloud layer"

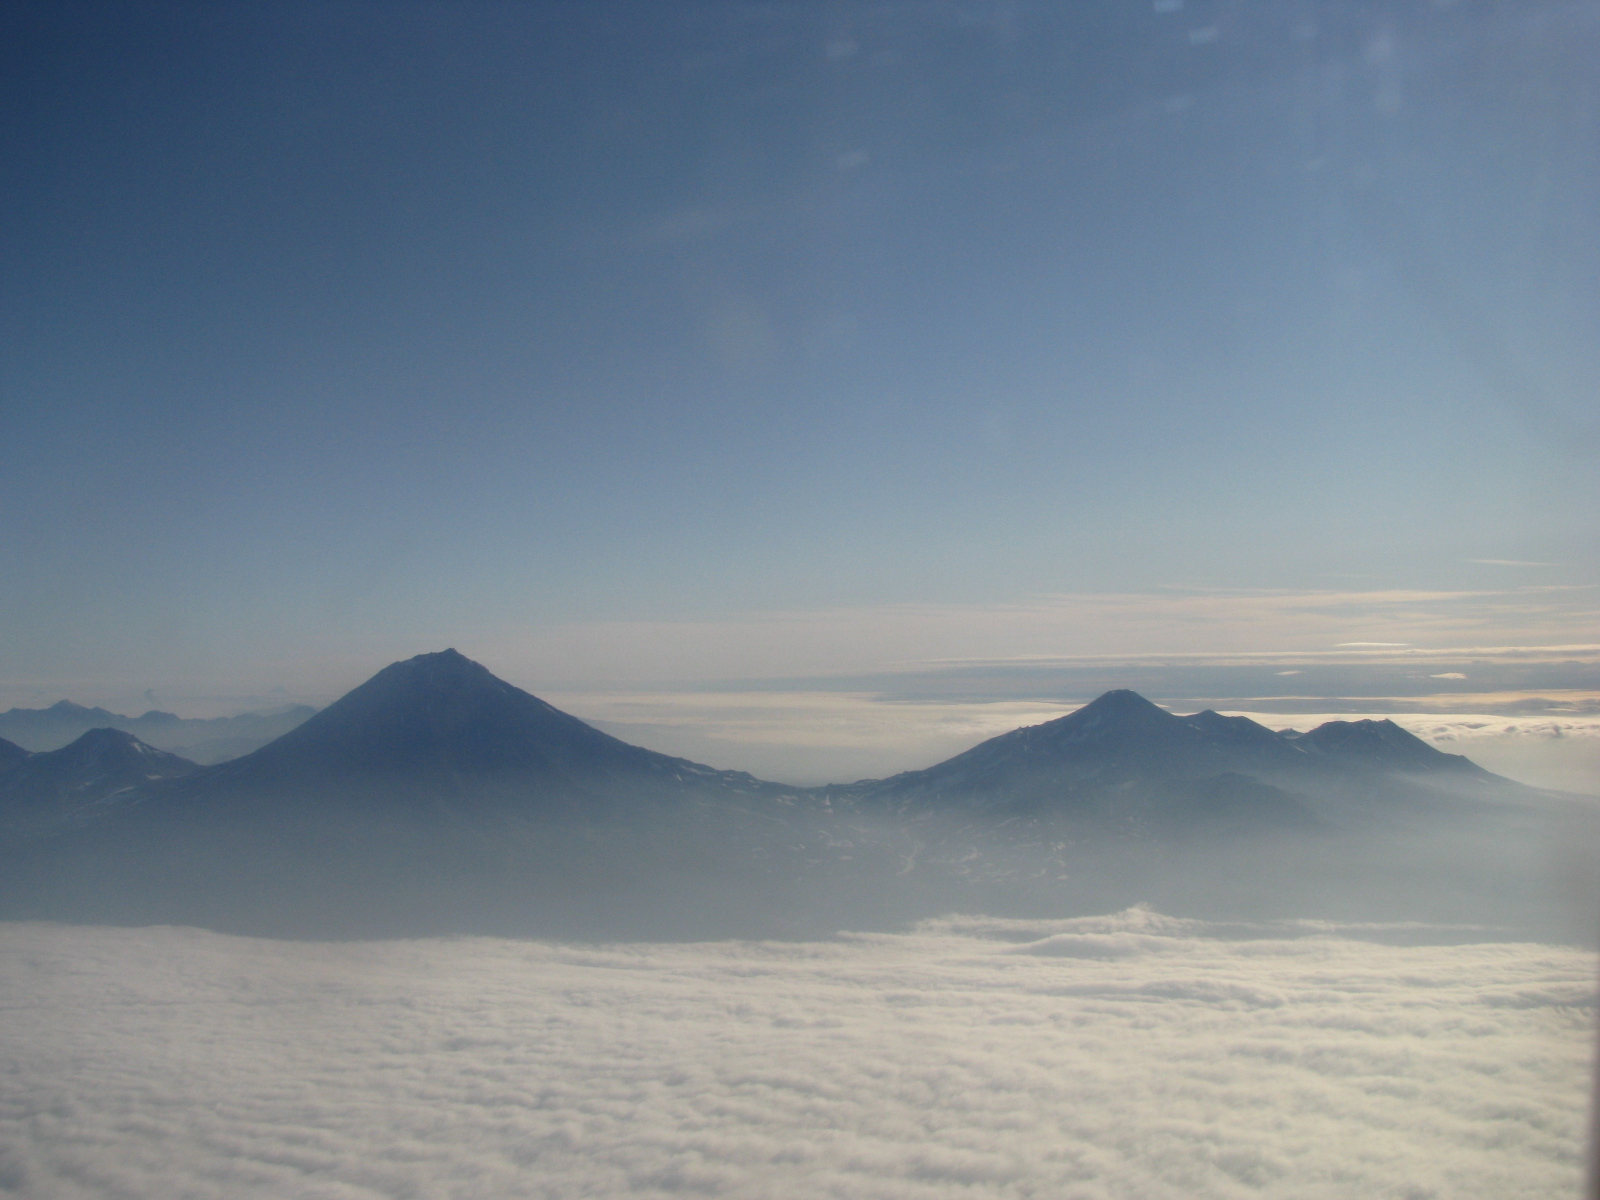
(1, 912), (1592, 1199)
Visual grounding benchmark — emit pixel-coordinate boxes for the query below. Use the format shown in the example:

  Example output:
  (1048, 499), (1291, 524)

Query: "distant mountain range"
(0, 700), (317, 763)
(0, 650), (1579, 940)
(827, 688), (1493, 832)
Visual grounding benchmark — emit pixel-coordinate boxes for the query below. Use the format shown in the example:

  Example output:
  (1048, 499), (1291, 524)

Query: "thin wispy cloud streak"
(473, 587), (1600, 695)
(6, 590), (1595, 717)
(1, 913), (1589, 1200)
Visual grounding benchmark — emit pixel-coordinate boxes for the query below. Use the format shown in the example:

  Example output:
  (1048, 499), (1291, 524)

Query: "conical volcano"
(0, 653), (799, 938)
(183, 649), (767, 804)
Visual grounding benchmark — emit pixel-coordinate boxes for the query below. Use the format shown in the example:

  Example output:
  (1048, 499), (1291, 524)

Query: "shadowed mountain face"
(838, 689), (1488, 821)
(187, 649), (771, 807)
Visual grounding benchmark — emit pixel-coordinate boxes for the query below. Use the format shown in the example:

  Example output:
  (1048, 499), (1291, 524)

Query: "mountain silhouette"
(185, 648), (770, 806)
(0, 655), (1557, 941)
(836, 689), (1490, 822)
(0, 652), (817, 937)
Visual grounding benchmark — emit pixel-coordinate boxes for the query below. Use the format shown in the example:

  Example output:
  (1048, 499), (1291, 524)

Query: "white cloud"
(1, 914), (1591, 1199)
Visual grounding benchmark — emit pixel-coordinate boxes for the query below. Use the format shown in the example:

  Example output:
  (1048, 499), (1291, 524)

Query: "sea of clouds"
(2, 909), (1594, 1199)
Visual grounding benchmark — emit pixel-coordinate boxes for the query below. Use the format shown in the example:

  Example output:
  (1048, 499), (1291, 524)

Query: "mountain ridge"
(0, 650), (1569, 941)
(827, 688), (1491, 818)
(0, 654), (1510, 824)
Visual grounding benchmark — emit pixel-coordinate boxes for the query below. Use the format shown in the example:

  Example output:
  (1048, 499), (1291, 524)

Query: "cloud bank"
(1, 913), (1591, 1199)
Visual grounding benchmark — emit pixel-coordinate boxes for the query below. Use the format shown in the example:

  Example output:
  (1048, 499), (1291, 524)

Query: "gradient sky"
(2, 1), (1596, 709)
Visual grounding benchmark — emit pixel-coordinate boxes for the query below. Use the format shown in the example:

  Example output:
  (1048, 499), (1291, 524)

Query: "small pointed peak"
(1074, 690), (1172, 717)
(400, 648), (481, 671)
(1034, 689), (1183, 741)
(49, 727), (195, 767)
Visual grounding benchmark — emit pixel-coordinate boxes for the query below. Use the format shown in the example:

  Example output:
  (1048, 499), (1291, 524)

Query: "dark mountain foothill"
(0, 729), (200, 836)
(0, 652), (1584, 942)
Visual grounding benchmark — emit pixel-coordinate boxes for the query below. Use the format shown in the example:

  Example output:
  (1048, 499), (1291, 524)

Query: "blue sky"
(2, 1), (1595, 721)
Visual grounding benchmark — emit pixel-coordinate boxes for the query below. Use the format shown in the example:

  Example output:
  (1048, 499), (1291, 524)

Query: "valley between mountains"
(1, 650), (1591, 942)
